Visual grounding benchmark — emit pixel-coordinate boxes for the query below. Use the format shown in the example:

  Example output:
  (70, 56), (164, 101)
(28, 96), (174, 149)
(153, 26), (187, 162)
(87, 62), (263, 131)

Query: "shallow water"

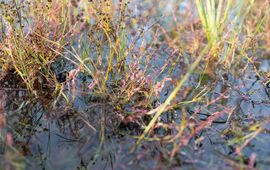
(0, 57), (269, 170)
(0, 1), (269, 169)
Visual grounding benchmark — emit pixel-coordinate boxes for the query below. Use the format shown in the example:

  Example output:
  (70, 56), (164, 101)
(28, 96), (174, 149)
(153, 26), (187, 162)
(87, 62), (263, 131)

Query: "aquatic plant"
(0, 0), (269, 169)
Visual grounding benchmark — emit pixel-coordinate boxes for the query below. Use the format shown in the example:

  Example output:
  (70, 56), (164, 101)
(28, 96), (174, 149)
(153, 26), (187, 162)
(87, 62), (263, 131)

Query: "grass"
(195, 0), (232, 48)
(0, 0), (269, 169)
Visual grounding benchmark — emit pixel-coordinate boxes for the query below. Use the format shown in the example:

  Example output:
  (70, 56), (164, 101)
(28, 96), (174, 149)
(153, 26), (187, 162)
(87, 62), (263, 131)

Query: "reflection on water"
(0, 58), (269, 170)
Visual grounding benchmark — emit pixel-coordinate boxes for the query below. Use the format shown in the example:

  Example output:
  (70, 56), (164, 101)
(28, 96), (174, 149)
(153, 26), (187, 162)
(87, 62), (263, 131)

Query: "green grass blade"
(131, 46), (209, 152)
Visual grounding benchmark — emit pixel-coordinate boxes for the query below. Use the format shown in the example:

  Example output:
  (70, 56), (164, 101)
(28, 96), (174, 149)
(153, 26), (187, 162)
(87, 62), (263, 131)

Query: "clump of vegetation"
(0, 0), (269, 169)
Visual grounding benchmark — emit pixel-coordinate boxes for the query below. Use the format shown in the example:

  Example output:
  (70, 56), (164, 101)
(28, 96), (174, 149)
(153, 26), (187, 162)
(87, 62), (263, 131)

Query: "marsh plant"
(0, 0), (269, 169)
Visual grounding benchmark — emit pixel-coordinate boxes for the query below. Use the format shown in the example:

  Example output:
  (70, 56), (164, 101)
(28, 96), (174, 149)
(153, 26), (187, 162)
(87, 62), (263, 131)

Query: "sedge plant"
(195, 0), (232, 49)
